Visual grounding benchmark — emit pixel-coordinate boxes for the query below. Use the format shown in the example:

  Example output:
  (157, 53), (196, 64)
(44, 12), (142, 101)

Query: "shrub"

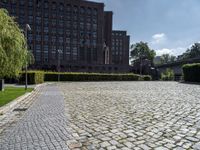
(161, 68), (174, 81)
(19, 71), (44, 84)
(142, 75), (152, 81)
(44, 72), (142, 81)
(182, 63), (200, 82)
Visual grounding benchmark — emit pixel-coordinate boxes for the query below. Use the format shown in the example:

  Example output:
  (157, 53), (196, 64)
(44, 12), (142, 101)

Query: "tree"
(161, 68), (174, 81)
(130, 42), (156, 75)
(160, 54), (176, 64)
(178, 43), (200, 60)
(0, 9), (31, 90)
(130, 41), (156, 62)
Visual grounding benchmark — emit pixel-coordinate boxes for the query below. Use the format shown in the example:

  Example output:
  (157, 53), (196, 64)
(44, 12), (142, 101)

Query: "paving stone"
(0, 85), (69, 149)
(1, 82), (200, 149)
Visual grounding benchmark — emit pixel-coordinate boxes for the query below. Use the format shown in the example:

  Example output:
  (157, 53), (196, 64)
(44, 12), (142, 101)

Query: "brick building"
(0, 0), (130, 73)
(112, 31), (130, 65)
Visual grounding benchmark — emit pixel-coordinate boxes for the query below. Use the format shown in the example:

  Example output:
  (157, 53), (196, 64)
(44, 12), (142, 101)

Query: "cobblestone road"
(61, 82), (200, 150)
(0, 84), (70, 150)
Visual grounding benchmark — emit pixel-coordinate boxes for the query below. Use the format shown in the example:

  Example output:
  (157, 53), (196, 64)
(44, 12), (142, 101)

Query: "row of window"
(112, 33), (126, 36)
(33, 48), (98, 62)
(2, 0), (98, 16)
(28, 35), (97, 45)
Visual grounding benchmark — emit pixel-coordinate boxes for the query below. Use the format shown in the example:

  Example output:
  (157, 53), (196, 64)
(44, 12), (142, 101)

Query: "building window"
(59, 37), (63, 43)
(52, 2), (56, 10)
(87, 8), (92, 15)
(44, 35), (48, 41)
(80, 7), (85, 14)
(36, 26), (41, 33)
(36, 34), (41, 42)
(66, 5), (71, 12)
(93, 9), (97, 16)
(11, 0), (16, 5)
(36, 0), (42, 8)
(44, 1), (49, 9)
(35, 44), (41, 62)
(44, 18), (49, 26)
(59, 3), (64, 11)
(19, 0), (25, 6)
(66, 21), (70, 28)
(52, 19), (56, 26)
(19, 10), (25, 16)
(58, 29), (63, 35)
(73, 6), (78, 14)
(52, 36), (56, 42)
(28, 34), (33, 42)
(66, 38), (70, 44)
(66, 30), (70, 37)
(36, 17), (41, 24)
(66, 46), (71, 60)
(52, 28), (56, 34)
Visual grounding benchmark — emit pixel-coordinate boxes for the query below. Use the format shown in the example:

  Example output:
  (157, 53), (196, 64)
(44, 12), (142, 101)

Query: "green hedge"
(44, 72), (144, 81)
(19, 71), (44, 84)
(142, 75), (152, 81)
(44, 72), (151, 81)
(18, 71), (152, 83)
(182, 63), (200, 82)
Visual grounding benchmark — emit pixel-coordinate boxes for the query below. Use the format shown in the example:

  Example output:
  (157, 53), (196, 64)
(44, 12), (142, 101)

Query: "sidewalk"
(0, 84), (70, 150)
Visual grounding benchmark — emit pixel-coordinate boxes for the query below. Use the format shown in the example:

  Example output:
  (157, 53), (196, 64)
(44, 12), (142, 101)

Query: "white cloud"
(156, 47), (186, 56)
(156, 48), (173, 56)
(151, 33), (167, 44)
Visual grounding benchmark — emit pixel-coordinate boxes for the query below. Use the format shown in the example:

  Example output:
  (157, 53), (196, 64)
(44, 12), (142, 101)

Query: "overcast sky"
(91, 0), (200, 56)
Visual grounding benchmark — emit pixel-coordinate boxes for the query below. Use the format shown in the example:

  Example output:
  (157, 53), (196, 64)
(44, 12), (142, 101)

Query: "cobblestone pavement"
(0, 84), (70, 150)
(61, 82), (200, 150)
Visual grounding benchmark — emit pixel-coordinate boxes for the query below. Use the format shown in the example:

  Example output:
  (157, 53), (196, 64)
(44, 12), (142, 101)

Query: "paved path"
(1, 82), (200, 150)
(0, 84), (70, 150)
(61, 82), (200, 150)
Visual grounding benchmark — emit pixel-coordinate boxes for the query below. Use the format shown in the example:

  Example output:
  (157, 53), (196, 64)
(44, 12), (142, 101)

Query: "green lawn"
(0, 87), (34, 107)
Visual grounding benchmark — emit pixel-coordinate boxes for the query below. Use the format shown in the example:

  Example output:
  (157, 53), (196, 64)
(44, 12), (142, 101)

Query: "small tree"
(160, 54), (176, 64)
(0, 9), (29, 91)
(130, 42), (156, 62)
(161, 68), (174, 81)
(130, 42), (156, 74)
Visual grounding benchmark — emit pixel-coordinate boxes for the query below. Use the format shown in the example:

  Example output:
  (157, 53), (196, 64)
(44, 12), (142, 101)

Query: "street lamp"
(25, 24), (31, 90)
(57, 49), (62, 82)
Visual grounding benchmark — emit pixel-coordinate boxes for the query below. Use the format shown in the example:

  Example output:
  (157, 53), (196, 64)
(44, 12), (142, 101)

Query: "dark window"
(44, 1), (49, 9)
(28, 0), (33, 7)
(52, 2), (56, 10)
(19, 0), (25, 6)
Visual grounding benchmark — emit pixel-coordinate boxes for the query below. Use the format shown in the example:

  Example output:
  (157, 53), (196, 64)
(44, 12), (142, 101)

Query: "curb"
(0, 83), (45, 115)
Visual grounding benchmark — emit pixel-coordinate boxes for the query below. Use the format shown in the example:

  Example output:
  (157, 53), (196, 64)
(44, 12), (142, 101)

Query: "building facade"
(112, 31), (130, 66)
(0, 0), (130, 73)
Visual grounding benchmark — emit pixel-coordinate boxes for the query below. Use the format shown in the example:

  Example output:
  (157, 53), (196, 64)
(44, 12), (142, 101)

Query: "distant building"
(0, 0), (130, 73)
(112, 31), (130, 66)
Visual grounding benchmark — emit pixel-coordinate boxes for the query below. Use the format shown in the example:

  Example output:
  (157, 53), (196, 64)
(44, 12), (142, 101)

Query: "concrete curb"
(0, 83), (45, 115)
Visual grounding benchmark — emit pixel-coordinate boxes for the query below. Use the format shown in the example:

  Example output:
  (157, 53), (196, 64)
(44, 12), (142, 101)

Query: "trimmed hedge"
(182, 63), (200, 82)
(19, 71), (44, 84)
(44, 72), (144, 81)
(18, 71), (152, 83)
(142, 75), (152, 81)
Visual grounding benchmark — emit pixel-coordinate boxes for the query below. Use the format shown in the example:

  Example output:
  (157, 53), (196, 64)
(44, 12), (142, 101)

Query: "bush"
(44, 72), (142, 81)
(19, 71), (44, 84)
(161, 68), (174, 81)
(142, 75), (152, 81)
(182, 63), (200, 82)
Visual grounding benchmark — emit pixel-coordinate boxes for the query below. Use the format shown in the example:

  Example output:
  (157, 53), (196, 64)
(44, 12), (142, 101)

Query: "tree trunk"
(0, 79), (4, 91)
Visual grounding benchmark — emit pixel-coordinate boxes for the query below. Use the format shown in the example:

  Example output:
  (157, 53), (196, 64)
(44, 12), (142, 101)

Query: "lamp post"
(25, 24), (31, 90)
(57, 49), (62, 82)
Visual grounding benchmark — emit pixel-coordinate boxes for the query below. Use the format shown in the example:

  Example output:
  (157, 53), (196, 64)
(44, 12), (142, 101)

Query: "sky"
(91, 0), (200, 56)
